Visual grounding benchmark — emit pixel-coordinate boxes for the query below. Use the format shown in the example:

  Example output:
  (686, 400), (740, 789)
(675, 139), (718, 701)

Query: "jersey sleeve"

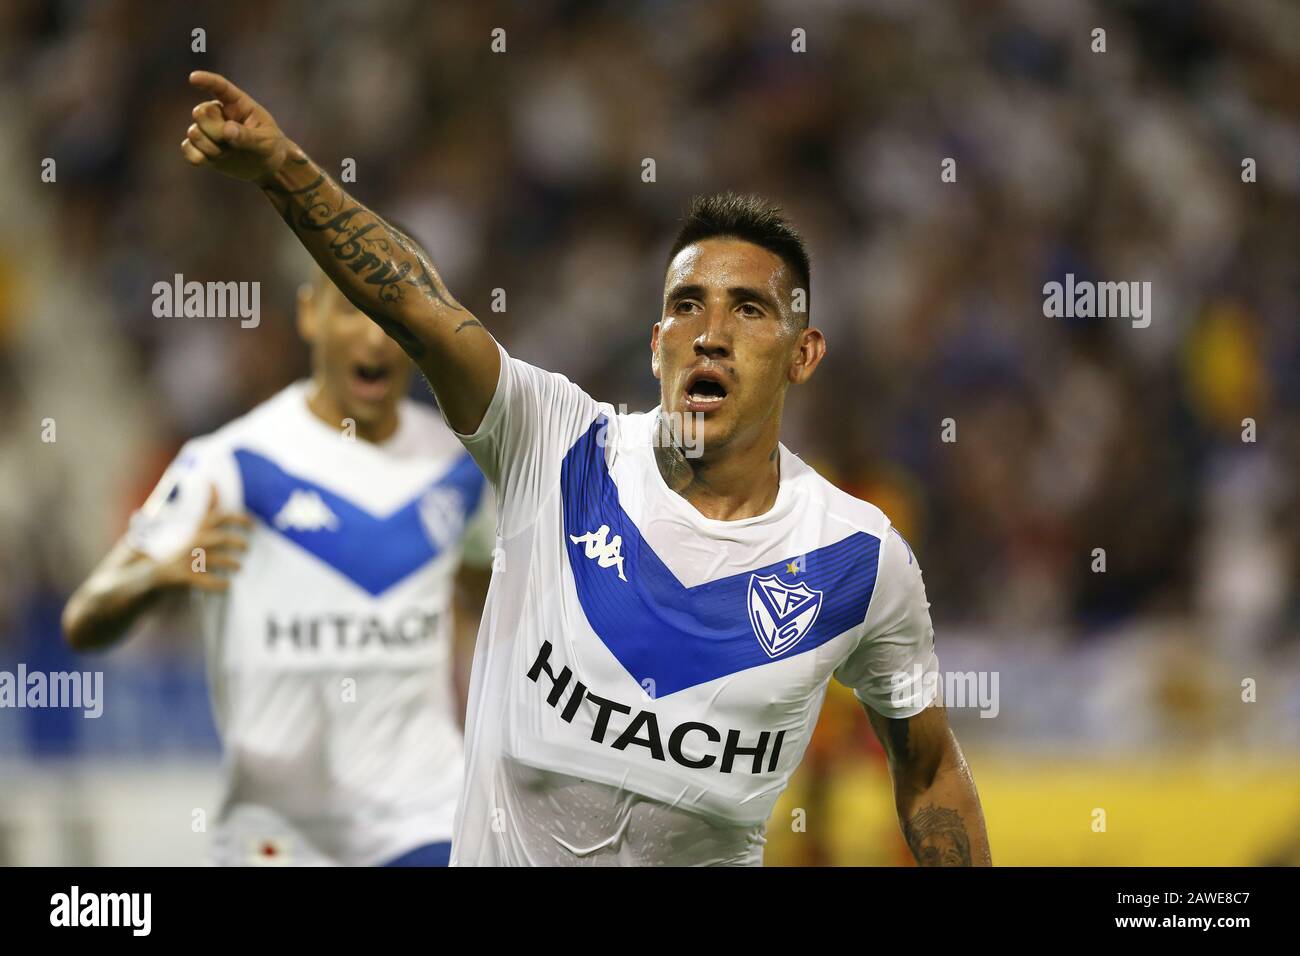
(125, 438), (237, 561)
(447, 340), (602, 535)
(833, 525), (941, 719)
(459, 481), (498, 570)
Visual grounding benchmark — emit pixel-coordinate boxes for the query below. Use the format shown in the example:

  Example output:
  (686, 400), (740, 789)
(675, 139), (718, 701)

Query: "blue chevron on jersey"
(234, 447), (486, 595)
(560, 417), (880, 697)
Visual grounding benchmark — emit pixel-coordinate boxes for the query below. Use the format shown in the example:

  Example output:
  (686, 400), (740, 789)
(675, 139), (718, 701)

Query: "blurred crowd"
(0, 0), (1298, 760)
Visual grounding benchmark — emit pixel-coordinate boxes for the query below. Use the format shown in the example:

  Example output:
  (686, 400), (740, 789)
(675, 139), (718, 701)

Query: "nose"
(692, 305), (732, 360)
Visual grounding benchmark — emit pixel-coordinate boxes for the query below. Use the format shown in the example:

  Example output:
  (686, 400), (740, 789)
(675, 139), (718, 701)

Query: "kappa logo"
(569, 524), (627, 581)
(273, 489), (339, 532)
(747, 573), (824, 658)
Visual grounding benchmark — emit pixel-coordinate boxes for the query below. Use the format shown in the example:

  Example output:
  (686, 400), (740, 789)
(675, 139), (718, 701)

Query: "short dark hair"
(665, 192), (811, 323)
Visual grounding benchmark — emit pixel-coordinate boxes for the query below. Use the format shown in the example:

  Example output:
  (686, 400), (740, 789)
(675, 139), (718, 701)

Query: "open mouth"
(683, 368), (730, 411)
(350, 361), (393, 401)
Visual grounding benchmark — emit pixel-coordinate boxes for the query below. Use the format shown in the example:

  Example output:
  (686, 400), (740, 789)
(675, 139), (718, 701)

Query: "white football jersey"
(128, 381), (494, 866)
(450, 344), (939, 866)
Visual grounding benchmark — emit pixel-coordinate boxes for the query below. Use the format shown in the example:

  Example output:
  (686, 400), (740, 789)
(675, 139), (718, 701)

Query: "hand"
(159, 486), (253, 593)
(180, 71), (301, 185)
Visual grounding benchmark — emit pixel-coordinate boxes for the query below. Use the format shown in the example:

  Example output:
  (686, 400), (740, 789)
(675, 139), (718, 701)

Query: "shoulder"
(128, 396), (297, 550)
(159, 385), (311, 509)
(782, 450), (894, 541)
(395, 397), (472, 457)
(783, 452), (922, 591)
(197, 382), (308, 458)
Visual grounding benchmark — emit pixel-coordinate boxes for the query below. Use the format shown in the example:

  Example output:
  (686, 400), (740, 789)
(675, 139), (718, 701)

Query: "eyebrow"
(665, 283), (781, 313)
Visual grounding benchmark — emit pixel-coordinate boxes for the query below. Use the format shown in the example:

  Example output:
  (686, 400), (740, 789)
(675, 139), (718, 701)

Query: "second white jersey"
(451, 345), (939, 866)
(129, 382), (494, 866)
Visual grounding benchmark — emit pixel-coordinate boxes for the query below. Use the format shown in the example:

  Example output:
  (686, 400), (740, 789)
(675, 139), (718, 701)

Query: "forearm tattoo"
(903, 805), (974, 866)
(262, 156), (465, 359)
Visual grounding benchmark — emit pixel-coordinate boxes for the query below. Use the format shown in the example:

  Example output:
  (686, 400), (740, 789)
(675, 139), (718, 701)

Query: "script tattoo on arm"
(261, 156), (466, 360)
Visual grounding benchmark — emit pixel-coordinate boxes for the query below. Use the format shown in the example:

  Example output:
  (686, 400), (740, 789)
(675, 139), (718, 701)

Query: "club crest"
(747, 573), (823, 658)
(418, 486), (467, 551)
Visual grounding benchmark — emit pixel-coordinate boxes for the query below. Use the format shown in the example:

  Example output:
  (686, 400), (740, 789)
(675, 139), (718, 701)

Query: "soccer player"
(62, 267), (495, 867)
(179, 70), (991, 866)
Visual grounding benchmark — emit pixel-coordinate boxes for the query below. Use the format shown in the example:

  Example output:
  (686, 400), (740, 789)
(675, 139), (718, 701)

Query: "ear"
(296, 281), (318, 343)
(650, 321), (662, 380)
(788, 326), (826, 386)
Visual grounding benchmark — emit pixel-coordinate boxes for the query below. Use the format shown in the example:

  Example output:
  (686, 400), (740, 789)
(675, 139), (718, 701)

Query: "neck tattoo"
(653, 411), (694, 493)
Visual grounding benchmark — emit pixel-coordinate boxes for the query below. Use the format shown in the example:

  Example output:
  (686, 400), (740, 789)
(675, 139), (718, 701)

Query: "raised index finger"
(188, 71), (257, 122)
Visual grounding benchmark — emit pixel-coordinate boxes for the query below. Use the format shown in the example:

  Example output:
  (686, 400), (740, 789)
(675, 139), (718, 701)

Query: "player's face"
(653, 238), (821, 456)
(299, 281), (413, 431)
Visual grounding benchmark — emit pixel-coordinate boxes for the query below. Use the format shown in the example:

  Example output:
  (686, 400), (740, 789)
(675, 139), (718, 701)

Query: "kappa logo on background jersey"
(273, 489), (339, 532)
(569, 524), (627, 581)
(747, 573), (824, 658)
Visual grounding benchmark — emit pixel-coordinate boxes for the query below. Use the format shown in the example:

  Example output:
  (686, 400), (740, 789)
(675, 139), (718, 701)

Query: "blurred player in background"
(62, 268), (495, 867)
(179, 71), (989, 867)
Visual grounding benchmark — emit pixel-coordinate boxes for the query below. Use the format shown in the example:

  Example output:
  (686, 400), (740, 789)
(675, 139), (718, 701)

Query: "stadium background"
(1, 0), (1298, 865)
